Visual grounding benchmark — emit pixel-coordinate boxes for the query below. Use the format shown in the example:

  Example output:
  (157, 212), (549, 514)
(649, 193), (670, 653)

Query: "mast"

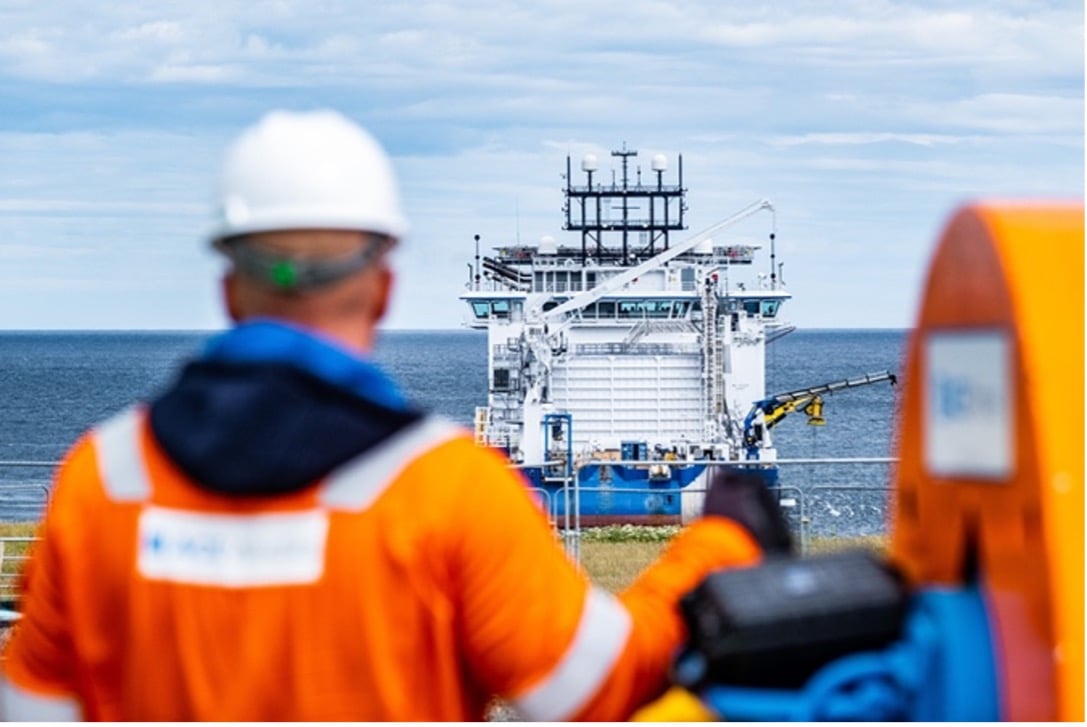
(563, 143), (686, 265)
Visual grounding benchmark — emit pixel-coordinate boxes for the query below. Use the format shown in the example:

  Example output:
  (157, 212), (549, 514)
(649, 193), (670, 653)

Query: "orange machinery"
(891, 201), (1083, 721)
(637, 201), (1083, 722)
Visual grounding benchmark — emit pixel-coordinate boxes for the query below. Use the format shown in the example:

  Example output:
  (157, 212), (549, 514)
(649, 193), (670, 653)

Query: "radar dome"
(538, 235), (557, 255)
(651, 153), (668, 172)
(581, 153), (598, 172)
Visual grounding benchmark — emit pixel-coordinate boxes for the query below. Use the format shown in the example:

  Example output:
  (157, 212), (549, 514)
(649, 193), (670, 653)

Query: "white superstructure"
(462, 146), (792, 474)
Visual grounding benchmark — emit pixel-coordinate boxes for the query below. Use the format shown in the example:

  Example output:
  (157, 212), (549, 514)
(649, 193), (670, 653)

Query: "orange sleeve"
(439, 440), (761, 721)
(574, 515), (761, 719)
(2, 439), (93, 699)
(443, 445), (595, 702)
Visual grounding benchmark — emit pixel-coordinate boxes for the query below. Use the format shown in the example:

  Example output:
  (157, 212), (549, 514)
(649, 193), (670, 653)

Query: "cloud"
(149, 63), (240, 83)
(0, 0), (1080, 329)
(0, 244), (96, 260)
(931, 93), (1084, 134)
(0, 199), (203, 215)
(767, 132), (971, 148)
(0, 1), (1076, 89)
(112, 20), (186, 44)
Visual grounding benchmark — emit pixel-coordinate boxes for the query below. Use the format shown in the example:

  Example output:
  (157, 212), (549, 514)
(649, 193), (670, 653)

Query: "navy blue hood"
(149, 321), (422, 497)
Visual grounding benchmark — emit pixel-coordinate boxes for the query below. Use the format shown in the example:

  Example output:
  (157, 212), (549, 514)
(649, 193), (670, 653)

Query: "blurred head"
(209, 110), (408, 352)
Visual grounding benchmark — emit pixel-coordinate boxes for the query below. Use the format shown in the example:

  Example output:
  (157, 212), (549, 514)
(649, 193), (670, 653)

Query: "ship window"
(681, 268), (696, 291)
(673, 301), (690, 317)
(618, 301), (640, 318)
(743, 300), (760, 317)
(586, 272), (597, 288)
(598, 301), (616, 318)
(761, 300), (780, 317)
(493, 368), (511, 390)
(534, 272), (544, 291)
(582, 303), (597, 318)
(541, 298), (568, 313)
(492, 300), (511, 319)
(647, 300), (671, 318)
(472, 302), (490, 319)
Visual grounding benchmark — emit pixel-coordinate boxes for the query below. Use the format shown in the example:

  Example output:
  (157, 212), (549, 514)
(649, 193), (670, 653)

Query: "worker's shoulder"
(405, 415), (512, 472)
(42, 412), (131, 528)
(398, 414), (482, 454)
(385, 415), (528, 502)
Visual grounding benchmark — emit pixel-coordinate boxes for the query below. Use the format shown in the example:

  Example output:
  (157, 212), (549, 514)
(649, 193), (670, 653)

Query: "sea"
(0, 328), (907, 535)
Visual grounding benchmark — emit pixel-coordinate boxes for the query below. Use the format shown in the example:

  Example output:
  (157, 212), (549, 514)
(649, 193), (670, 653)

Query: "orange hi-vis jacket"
(1, 407), (761, 721)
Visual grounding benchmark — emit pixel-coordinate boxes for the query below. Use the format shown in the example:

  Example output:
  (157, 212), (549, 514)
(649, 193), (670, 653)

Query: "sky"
(0, 0), (1082, 331)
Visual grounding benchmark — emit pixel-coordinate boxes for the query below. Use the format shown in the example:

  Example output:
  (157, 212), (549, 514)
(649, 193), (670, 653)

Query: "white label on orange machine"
(924, 330), (1014, 480)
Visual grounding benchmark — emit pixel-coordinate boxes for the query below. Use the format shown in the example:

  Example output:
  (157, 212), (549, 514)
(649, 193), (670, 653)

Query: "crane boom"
(742, 370), (898, 456)
(767, 370), (897, 404)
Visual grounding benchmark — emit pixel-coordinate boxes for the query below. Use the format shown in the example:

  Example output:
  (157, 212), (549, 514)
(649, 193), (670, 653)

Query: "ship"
(460, 144), (892, 525)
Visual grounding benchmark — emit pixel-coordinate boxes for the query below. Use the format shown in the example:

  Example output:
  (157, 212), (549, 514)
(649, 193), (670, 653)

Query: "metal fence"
(0, 480), (50, 602)
(535, 456), (896, 558)
(0, 456), (896, 598)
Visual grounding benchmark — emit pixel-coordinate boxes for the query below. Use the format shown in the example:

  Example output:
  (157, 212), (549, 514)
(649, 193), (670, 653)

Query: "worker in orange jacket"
(0, 110), (789, 721)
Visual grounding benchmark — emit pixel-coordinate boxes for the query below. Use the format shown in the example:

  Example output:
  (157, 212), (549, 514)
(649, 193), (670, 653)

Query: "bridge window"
(541, 298), (568, 313)
(612, 299), (693, 319)
(739, 299), (781, 317)
(646, 300), (672, 318)
(470, 299), (520, 319)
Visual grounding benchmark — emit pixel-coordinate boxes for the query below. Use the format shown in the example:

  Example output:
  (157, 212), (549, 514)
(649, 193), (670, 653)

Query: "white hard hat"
(209, 109), (408, 242)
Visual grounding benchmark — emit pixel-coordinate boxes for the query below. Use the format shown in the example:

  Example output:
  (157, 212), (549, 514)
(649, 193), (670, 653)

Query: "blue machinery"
(669, 553), (999, 721)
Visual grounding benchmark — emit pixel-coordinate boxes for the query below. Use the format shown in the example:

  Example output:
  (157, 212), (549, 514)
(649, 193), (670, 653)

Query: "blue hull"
(519, 462), (779, 523)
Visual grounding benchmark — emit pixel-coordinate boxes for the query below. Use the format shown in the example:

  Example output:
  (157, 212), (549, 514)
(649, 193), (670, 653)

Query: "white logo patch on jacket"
(137, 507), (328, 587)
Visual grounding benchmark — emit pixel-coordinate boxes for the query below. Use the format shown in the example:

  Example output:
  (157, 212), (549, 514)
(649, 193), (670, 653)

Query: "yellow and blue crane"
(741, 371), (897, 458)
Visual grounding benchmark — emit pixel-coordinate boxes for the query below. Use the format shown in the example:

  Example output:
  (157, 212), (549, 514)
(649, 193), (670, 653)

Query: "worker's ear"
(222, 272), (243, 323)
(371, 265), (393, 323)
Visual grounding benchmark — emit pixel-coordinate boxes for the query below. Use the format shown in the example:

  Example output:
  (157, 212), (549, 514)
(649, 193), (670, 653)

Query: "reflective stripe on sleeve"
(513, 586), (633, 721)
(320, 415), (463, 511)
(92, 406), (152, 502)
(0, 675), (80, 722)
